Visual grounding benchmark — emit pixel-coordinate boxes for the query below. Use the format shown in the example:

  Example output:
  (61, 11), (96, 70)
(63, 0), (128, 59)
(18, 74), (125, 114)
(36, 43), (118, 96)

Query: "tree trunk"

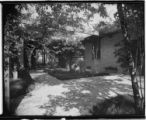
(9, 57), (13, 78)
(42, 50), (43, 64)
(31, 48), (36, 69)
(69, 58), (72, 71)
(117, 4), (143, 114)
(5, 57), (10, 112)
(129, 67), (143, 114)
(19, 40), (24, 68)
(43, 49), (46, 65)
(58, 55), (66, 68)
(66, 57), (72, 71)
(27, 47), (35, 69)
(23, 46), (29, 69)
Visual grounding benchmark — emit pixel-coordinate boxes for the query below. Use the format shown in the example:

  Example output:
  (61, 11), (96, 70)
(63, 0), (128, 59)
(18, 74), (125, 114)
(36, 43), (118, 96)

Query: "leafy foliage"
(4, 11), (22, 70)
(116, 3), (144, 114)
(47, 39), (84, 68)
(4, 3), (108, 71)
(115, 3), (144, 72)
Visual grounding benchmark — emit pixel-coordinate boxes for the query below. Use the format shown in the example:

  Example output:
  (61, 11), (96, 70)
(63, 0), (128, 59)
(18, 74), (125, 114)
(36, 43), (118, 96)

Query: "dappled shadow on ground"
(25, 74), (134, 116)
(10, 68), (54, 114)
(89, 94), (135, 115)
(10, 94), (26, 114)
(27, 70), (62, 94)
(51, 76), (133, 116)
(10, 69), (59, 114)
(10, 79), (35, 114)
(10, 80), (31, 114)
(14, 72), (139, 116)
(10, 68), (34, 114)
(34, 74), (62, 85)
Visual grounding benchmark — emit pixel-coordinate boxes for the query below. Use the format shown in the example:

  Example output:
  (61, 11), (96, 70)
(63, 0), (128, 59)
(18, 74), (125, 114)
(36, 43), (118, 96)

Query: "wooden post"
(4, 57), (10, 112)
(19, 38), (24, 68)
(13, 65), (18, 80)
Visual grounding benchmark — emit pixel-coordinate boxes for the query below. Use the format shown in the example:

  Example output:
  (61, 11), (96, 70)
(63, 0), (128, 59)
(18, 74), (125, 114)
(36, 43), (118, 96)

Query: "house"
(82, 30), (124, 73)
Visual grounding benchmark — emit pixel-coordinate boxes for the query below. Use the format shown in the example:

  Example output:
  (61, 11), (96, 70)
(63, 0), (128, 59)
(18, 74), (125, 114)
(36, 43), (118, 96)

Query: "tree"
(20, 3), (107, 68)
(116, 3), (144, 114)
(4, 5), (22, 75)
(4, 2), (109, 69)
(47, 39), (84, 71)
(3, 3), (30, 112)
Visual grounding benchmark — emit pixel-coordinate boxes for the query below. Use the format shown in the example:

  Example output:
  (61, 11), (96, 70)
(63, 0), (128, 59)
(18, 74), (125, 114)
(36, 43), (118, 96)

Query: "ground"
(13, 69), (139, 116)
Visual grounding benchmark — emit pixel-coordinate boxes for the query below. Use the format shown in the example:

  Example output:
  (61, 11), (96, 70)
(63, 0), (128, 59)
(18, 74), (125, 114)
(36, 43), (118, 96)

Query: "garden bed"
(48, 69), (109, 80)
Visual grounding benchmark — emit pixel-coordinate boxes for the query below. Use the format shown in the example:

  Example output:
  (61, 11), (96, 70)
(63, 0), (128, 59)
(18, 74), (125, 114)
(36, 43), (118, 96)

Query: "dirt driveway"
(15, 70), (133, 116)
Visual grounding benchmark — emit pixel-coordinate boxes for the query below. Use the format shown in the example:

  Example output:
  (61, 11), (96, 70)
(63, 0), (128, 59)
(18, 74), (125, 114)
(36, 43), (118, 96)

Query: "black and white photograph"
(2, 0), (145, 118)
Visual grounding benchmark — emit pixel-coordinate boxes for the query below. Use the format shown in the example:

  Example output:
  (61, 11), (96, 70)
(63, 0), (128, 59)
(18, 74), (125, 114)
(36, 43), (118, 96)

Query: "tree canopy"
(4, 3), (112, 70)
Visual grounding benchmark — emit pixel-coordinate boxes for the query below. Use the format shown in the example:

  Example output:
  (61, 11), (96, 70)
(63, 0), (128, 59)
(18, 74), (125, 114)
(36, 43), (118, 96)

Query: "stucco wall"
(84, 32), (123, 73)
(100, 32), (123, 73)
(84, 42), (92, 67)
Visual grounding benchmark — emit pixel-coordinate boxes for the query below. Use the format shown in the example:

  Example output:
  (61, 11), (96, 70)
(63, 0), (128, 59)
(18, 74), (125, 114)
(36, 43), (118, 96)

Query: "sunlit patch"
(73, 85), (83, 91)
(16, 96), (47, 115)
(77, 78), (93, 82)
(113, 87), (132, 95)
(102, 75), (132, 85)
(75, 96), (80, 99)
(114, 78), (131, 85)
(16, 84), (70, 115)
(103, 75), (121, 80)
(96, 96), (104, 99)
(111, 87), (118, 91)
(64, 83), (83, 92)
(30, 73), (46, 79)
(61, 118), (66, 120)
(30, 84), (70, 97)
(108, 91), (117, 97)
(81, 90), (91, 94)
(54, 106), (81, 116)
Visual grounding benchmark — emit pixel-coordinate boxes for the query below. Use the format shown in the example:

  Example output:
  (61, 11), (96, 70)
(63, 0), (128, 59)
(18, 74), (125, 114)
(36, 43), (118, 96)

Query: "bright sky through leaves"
(21, 3), (117, 40)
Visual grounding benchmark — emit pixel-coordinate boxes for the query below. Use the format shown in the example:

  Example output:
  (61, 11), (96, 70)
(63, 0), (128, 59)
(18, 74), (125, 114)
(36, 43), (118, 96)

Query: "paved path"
(15, 71), (134, 116)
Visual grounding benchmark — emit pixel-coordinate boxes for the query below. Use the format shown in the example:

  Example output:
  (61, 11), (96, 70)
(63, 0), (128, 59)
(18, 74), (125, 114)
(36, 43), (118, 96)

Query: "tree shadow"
(89, 94), (136, 115)
(10, 69), (143, 116)
(32, 73), (62, 86)
(10, 79), (33, 114)
(62, 76), (135, 116)
(10, 68), (34, 114)
(36, 75), (135, 116)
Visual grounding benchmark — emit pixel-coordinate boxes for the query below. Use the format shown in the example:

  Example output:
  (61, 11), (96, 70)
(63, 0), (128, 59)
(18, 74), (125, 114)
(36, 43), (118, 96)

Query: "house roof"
(82, 29), (122, 44)
(82, 35), (100, 44)
(100, 29), (121, 38)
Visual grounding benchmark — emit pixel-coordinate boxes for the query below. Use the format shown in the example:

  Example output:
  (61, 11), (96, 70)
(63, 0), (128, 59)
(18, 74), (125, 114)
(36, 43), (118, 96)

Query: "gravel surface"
(15, 71), (134, 116)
